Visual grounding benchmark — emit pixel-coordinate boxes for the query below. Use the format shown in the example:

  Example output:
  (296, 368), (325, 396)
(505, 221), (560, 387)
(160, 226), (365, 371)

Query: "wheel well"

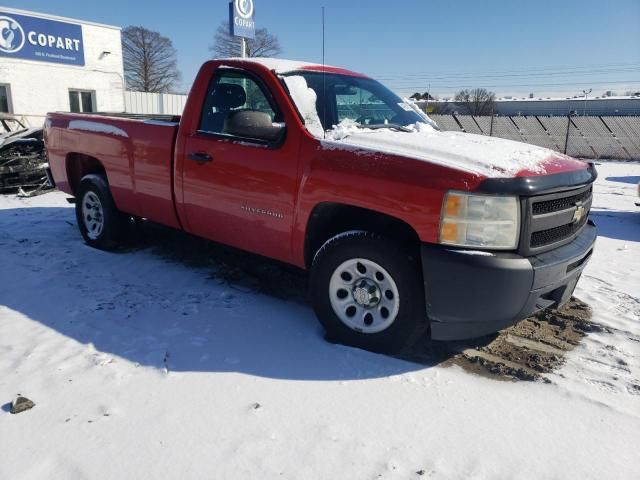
(304, 203), (421, 268)
(66, 153), (106, 196)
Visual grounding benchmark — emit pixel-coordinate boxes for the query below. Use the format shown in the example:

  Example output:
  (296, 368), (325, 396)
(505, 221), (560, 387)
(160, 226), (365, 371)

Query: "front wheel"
(310, 232), (427, 354)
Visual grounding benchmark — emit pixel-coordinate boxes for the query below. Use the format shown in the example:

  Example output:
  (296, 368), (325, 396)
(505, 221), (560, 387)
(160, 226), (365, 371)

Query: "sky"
(3, 0), (640, 98)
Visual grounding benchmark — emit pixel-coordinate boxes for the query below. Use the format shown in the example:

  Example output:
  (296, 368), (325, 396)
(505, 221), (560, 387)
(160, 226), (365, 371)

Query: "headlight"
(439, 191), (520, 250)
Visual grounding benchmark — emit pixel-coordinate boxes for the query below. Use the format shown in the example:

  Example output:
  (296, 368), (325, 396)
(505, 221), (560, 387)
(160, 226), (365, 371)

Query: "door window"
(69, 90), (96, 113)
(199, 70), (278, 135)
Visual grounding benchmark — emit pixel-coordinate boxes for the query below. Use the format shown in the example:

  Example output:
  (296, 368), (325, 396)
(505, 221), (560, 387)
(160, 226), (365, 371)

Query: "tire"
(310, 231), (427, 354)
(75, 174), (126, 250)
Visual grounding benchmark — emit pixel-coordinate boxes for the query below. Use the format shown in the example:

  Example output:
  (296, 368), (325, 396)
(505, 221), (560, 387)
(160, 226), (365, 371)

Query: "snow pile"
(68, 120), (128, 138)
(282, 76), (324, 138)
(400, 97), (440, 130)
(325, 119), (437, 141)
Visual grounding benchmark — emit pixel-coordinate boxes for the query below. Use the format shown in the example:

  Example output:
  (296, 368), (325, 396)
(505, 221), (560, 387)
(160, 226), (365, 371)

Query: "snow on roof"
(219, 57), (365, 77)
(221, 58), (323, 73)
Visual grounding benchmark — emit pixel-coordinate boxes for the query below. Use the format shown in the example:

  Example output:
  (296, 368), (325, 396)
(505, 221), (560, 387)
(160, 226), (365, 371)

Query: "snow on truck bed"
(1, 162), (639, 479)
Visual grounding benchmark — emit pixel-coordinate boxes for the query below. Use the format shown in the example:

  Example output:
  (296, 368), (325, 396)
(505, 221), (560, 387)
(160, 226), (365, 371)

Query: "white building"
(0, 6), (124, 126)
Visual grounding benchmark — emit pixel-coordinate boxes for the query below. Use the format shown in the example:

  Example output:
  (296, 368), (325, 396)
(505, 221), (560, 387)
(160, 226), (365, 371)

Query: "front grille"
(524, 185), (593, 253)
(532, 187), (592, 215)
(531, 214), (589, 248)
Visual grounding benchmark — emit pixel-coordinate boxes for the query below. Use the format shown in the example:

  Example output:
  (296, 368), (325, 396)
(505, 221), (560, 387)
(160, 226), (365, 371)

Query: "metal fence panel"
(404, 113), (640, 160)
(474, 116), (493, 135)
(537, 117), (569, 154)
(601, 116), (640, 160)
(565, 118), (596, 158)
(125, 91), (188, 115)
(430, 114), (462, 132)
(511, 116), (561, 150)
(165, 93), (188, 115)
(455, 115), (483, 134)
(571, 117), (629, 159)
(492, 117), (525, 142)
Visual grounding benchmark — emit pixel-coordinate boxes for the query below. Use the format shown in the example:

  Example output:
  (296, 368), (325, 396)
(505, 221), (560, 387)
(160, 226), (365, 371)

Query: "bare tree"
(122, 26), (182, 93)
(454, 88), (496, 116)
(210, 21), (282, 58)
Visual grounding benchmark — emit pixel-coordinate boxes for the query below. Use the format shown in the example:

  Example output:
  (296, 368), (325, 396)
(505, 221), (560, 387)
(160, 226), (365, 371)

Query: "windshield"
(281, 71), (433, 135)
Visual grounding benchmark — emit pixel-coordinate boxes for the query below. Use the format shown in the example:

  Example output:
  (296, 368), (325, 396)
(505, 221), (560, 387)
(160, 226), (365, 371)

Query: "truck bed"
(46, 112), (182, 228)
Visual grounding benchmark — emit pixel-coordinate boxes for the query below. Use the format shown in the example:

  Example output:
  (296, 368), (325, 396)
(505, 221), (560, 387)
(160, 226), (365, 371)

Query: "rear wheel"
(75, 174), (126, 250)
(310, 232), (427, 354)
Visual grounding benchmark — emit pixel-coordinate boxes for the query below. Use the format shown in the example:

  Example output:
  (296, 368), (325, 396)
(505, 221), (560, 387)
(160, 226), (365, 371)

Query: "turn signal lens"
(440, 222), (458, 243)
(445, 195), (461, 217)
(439, 192), (520, 250)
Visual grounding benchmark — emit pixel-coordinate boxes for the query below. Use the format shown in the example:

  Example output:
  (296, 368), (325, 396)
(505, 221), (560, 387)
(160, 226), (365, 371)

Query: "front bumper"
(421, 220), (597, 340)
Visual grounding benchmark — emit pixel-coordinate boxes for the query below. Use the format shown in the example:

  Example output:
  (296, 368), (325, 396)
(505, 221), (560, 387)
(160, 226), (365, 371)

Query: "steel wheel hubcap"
(82, 191), (104, 240)
(329, 258), (400, 334)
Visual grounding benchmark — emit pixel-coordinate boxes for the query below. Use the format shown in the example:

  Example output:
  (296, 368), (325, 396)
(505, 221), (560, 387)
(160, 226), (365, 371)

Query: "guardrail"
(429, 114), (640, 160)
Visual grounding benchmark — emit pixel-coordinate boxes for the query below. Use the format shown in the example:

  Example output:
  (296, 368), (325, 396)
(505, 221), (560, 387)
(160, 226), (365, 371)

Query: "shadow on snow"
(590, 209), (640, 242)
(0, 204), (468, 382)
(605, 175), (640, 185)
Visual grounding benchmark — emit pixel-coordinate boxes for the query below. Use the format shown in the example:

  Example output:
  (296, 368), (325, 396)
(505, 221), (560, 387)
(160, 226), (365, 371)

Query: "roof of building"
(0, 6), (121, 30)
(495, 95), (640, 102)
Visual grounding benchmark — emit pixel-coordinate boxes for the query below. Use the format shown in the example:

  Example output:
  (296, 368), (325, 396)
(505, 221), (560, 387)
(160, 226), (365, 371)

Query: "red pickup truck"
(45, 58), (597, 353)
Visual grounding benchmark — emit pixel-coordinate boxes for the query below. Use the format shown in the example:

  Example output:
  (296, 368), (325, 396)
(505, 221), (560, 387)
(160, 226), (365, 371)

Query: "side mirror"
(224, 110), (286, 143)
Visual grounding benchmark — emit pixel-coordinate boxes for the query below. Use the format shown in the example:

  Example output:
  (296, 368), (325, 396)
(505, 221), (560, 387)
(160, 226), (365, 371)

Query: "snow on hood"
(321, 120), (577, 178)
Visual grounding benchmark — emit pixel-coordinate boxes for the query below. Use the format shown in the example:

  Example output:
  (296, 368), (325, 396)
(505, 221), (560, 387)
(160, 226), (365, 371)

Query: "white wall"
(0, 8), (124, 126)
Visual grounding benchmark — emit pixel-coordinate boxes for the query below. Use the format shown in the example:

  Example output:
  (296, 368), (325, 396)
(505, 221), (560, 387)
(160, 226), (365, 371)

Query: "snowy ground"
(1, 162), (638, 480)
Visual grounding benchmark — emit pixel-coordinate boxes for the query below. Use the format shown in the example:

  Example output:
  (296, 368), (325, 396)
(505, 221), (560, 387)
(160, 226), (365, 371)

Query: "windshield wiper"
(364, 123), (413, 133)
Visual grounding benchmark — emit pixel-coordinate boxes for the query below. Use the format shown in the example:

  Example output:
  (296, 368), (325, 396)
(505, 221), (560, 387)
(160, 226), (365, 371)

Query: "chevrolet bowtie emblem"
(572, 203), (586, 224)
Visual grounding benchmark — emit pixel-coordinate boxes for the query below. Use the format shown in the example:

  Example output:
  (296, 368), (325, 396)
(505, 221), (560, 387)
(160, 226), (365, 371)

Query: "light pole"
(426, 83), (431, 114)
(582, 88), (592, 116)
(240, 37), (247, 58)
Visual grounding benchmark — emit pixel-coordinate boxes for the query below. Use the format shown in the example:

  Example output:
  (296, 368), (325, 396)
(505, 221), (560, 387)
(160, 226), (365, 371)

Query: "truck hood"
(320, 124), (587, 179)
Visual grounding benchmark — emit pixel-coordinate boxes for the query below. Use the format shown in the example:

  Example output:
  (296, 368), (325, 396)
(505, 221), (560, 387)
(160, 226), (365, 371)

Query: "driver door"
(181, 68), (300, 263)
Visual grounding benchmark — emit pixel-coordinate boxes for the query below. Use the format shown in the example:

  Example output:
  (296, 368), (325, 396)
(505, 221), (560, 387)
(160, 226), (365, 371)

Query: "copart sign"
(0, 11), (85, 66)
(229, 0), (256, 39)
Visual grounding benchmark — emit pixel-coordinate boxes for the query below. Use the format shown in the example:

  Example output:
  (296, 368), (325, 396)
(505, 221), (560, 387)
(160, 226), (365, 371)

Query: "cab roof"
(218, 57), (368, 78)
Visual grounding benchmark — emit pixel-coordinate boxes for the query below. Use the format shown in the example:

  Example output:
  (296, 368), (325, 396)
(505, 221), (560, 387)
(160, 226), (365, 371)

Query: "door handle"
(188, 152), (213, 164)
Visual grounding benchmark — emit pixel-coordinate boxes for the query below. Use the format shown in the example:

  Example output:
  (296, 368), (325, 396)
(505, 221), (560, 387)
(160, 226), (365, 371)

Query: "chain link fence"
(429, 114), (640, 160)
